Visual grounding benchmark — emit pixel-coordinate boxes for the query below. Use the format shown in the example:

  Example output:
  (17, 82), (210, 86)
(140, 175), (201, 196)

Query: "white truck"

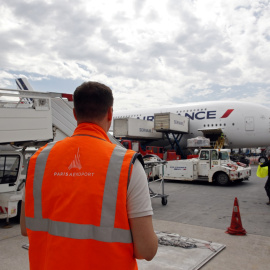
(0, 148), (35, 222)
(0, 87), (65, 223)
(146, 149), (251, 185)
(0, 82), (81, 223)
(0, 85), (122, 223)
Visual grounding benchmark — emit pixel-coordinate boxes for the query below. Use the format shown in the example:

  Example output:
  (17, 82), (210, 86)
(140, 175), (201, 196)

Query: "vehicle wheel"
(162, 197), (168, 206)
(259, 156), (267, 163)
(216, 173), (229, 186)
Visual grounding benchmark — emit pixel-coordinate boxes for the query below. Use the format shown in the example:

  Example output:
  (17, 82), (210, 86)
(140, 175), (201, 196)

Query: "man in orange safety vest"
(20, 81), (158, 270)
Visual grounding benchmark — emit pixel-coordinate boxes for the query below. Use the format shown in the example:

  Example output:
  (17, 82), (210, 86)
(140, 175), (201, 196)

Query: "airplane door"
(245, 117), (254, 131)
(198, 150), (210, 176)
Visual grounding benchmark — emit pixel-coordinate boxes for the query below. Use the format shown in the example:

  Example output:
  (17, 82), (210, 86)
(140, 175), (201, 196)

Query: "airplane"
(12, 78), (270, 150)
(111, 101), (270, 149)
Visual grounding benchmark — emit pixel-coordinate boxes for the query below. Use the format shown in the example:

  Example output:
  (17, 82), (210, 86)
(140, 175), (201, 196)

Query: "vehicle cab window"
(200, 151), (209, 160)
(211, 150), (218, 160)
(0, 155), (20, 184)
(219, 151), (229, 160)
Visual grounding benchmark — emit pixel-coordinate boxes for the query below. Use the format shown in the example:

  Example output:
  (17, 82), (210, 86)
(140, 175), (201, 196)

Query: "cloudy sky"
(0, 0), (270, 111)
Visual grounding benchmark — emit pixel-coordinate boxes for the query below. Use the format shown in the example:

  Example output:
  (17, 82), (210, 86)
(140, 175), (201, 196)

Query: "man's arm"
(260, 160), (270, 167)
(20, 201), (27, 236)
(127, 158), (158, 261)
(129, 215), (158, 261)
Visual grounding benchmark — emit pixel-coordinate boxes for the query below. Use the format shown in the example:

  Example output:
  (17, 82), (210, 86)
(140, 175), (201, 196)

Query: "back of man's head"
(73, 81), (114, 123)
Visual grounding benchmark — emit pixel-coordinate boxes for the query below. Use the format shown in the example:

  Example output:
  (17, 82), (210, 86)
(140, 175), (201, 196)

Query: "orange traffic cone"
(226, 197), (246, 235)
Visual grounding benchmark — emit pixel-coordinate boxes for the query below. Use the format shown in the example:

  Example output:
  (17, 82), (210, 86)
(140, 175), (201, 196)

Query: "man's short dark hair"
(73, 81), (114, 122)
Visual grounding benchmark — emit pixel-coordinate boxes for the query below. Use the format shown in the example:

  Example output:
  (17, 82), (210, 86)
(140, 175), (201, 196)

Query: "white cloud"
(223, 87), (270, 105)
(0, 0), (270, 110)
(193, 89), (214, 97)
(221, 87), (232, 93)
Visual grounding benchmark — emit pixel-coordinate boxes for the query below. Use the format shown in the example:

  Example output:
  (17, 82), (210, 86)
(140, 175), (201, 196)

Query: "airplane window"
(211, 124), (213, 127)
(220, 124), (222, 126)
(224, 124), (226, 126)
(197, 109), (199, 111)
(208, 124), (209, 127)
(216, 124), (218, 126)
(232, 123), (235, 126)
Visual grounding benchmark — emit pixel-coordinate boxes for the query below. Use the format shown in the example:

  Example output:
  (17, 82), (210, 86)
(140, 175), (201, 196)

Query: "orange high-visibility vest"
(25, 123), (139, 270)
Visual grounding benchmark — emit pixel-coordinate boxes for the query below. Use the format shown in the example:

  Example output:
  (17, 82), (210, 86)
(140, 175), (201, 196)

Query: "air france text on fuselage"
(141, 111), (216, 121)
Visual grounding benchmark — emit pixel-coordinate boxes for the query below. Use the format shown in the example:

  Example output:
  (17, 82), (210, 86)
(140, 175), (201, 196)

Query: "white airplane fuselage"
(112, 101), (270, 148)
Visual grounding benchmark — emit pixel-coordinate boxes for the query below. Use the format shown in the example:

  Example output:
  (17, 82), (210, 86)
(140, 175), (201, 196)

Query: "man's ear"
(73, 108), (77, 120)
(107, 106), (113, 122)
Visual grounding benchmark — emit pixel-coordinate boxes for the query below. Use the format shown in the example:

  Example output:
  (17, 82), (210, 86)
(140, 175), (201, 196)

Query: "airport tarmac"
(0, 165), (269, 269)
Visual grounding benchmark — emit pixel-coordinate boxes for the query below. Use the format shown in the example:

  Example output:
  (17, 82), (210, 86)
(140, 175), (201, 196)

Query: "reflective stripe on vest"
(26, 142), (134, 244)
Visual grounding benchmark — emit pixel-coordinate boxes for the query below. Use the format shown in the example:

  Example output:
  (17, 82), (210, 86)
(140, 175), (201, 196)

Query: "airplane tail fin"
(15, 78), (34, 91)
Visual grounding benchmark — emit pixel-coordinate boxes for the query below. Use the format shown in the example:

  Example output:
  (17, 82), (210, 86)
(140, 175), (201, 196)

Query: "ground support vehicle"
(152, 149), (251, 185)
(143, 155), (168, 205)
(120, 139), (181, 161)
(0, 87), (77, 223)
(115, 114), (188, 160)
(0, 85), (130, 224)
(0, 149), (31, 223)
